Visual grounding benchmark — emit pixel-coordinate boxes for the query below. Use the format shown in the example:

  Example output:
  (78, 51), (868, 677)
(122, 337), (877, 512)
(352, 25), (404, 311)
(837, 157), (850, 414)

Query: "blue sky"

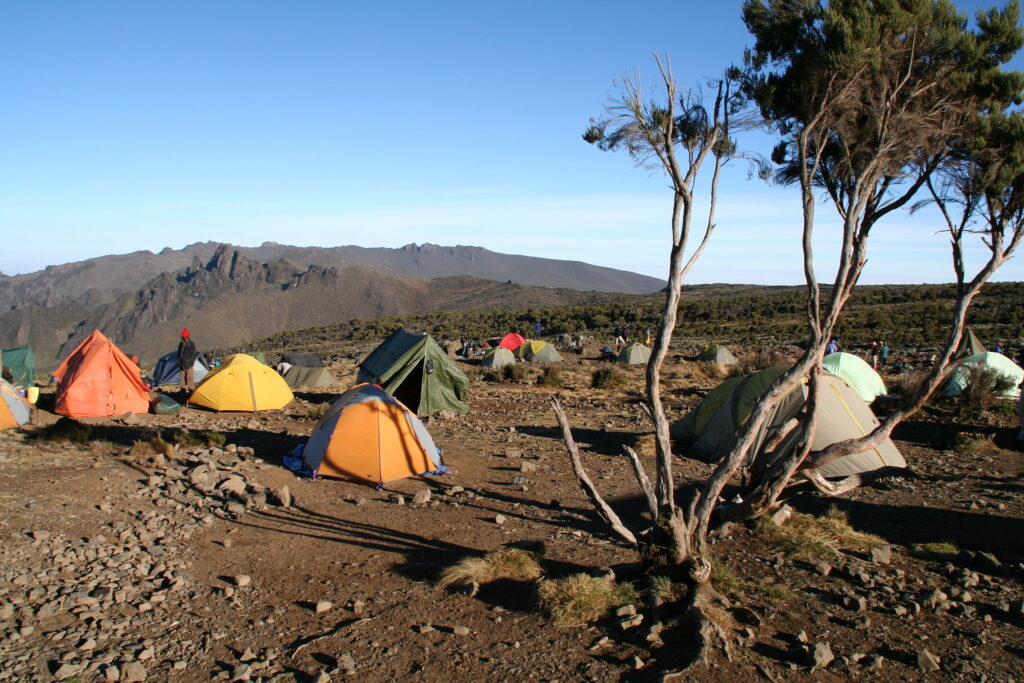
(2, 0), (1022, 285)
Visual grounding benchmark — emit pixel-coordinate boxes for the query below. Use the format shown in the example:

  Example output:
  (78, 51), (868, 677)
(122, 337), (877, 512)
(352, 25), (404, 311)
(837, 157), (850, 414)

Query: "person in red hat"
(177, 328), (199, 392)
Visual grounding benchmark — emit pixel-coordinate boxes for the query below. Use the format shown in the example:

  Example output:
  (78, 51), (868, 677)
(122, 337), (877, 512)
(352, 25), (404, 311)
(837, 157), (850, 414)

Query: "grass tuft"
(537, 367), (563, 388)
(503, 364), (531, 383)
(305, 403), (328, 420)
(438, 548), (544, 593)
(591, 366), (626, 389)
(538, 573), (629, 625)
(38, 417), (92, 444)
(912, 541), (960, 558)
(758, 506), (885, 562)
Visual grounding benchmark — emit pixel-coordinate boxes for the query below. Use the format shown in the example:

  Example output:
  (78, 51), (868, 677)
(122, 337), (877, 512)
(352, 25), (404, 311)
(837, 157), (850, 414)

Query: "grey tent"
(517, 340), (563, 363)
(0, 346), (36, 389)
(673, 366), (905, 479)
(357, 328), (469, 416)
(283, 365), (335, 389)
(697, 343), (738, 365)
(281, 352), (323, 367)
(955, 327), (986, 359)
(152, 350), (211, 386)
(480, 346), (516, 369)
(616, 343), (651, 365)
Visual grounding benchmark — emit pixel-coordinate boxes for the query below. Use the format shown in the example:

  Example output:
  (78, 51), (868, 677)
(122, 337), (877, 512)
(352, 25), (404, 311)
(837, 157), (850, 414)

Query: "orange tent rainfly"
(52, 330), (150, 417)
(296, 383), (445, 487)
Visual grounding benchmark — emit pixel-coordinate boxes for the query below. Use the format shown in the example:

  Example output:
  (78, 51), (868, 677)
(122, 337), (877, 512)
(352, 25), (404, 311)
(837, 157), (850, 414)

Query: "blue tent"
(152, 351), (210, 386)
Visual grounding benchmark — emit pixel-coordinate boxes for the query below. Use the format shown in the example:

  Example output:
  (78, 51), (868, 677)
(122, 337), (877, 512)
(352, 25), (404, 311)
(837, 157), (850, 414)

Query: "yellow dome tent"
(190, 354), (294, 411)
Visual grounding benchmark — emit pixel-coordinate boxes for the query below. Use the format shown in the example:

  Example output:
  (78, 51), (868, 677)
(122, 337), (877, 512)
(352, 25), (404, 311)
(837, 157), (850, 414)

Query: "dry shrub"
(503, 364), (531, 383)
(128, 440), (158, 458)
(958, 365), (1017, 420)
(537, 367), (563, 388)
(952, 431), (1000, 455)
(38, 417), (92, 444)
(438, 548), (543, 594)
(733, 347), (788, 376)
(698, 361), (729, 379)
(306, 403), (328, 420)
(149, 436), (176, 457)
(759, 506), (885, 562)
(538, 573), (636, 625)
(592, 366), (626, 389)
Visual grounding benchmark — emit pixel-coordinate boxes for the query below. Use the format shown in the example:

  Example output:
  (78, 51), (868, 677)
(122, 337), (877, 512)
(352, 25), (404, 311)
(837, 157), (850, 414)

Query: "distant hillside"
(4, 246), (627, 369)
(0, 241), (662, 315)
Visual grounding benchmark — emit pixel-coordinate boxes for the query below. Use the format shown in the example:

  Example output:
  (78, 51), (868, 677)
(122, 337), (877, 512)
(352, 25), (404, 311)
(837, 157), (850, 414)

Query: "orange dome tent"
(0, 378), (30, 429)
(52, 330), (150, 417)
(300, 383), (445, 486)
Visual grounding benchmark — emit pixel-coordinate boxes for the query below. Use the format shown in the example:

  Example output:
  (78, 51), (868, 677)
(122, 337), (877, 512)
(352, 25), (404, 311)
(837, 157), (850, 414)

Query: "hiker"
(534, 320), (542, 338)
(613, 327), (625, 350)
(276, 360), (292, 376)
(177, 329), (199, 392)
(880, 341), (890, 369)
(869, 341), (879, 369)
(644, 328), (652, 345)
(826, 338), (838, 355)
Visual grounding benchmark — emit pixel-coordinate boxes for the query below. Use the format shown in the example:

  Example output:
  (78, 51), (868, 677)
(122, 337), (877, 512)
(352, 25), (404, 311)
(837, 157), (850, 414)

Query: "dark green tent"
(1, 346), (36, 389)
(357, 328), (469, 416)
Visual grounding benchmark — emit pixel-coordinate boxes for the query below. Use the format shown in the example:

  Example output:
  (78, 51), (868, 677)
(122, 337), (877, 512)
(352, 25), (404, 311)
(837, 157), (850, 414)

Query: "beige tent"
(698, 344), (738, 365)
(673, 366), (905, 479)
(283, 365), (335, 389)
(480, 346), (516, 369)
(616, 343), (651, 366)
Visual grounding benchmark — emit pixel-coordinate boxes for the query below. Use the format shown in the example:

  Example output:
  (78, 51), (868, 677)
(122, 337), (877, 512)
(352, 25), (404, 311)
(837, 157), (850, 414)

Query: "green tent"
(517, 340), (563, 363)
(616, 343), (651, 366)
(672, 366), (905, 479)
(941, 352), (1023, 399)
(357, 328), (469, 416)
(823, 352), (887, 403)
(955, 327), (986, 359)
(697, 343), (738, 365)
(247, 351), (268, 365)
(283, 365), (335, 389)
(0, 346), (36, 389)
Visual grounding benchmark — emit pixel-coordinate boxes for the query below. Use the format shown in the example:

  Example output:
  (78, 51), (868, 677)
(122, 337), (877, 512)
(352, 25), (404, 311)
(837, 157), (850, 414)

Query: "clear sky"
(2, 0), (1022, 285)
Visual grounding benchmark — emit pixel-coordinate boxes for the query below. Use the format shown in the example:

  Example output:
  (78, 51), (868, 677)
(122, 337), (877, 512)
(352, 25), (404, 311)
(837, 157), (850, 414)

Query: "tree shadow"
(515, 425), (644, 457)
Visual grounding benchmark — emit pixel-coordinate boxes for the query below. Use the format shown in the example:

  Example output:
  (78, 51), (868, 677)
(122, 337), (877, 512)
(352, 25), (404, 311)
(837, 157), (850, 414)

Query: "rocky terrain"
(0, 347), (1022, 681)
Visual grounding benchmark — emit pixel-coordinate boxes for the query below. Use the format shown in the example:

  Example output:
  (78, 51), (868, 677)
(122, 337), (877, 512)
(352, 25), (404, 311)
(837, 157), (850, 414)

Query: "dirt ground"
(1, 349), (1023, 682)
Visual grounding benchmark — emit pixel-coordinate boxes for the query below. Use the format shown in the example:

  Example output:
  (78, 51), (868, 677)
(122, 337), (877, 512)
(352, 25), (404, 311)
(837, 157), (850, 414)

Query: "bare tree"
(557, 0), (1024, 673)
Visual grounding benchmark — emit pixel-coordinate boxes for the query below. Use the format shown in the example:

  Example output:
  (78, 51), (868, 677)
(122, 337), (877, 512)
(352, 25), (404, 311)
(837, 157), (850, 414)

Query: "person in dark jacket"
(177, 329), (199, 392)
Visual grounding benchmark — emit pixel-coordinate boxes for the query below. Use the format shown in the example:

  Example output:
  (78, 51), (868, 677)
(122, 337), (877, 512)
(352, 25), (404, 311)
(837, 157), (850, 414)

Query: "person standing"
(534, 320), (542, 338)
(177, 329), (199, 392)
(880, 341), (890, 369)
(826, 338), (838, 355)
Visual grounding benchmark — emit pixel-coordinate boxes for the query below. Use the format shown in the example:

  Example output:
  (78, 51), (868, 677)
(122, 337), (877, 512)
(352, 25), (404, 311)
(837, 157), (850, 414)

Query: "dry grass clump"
(438, 548), (544, 595)
(149, 436), (176, 456)
(538, 573), (637, 625)
(952, 431), (1000, 456)
(503, 364), (532, 383)
(38, 417), (92, 444)
(592, 366), (627, 389)
(958, 365), (1017, 419)
(759, 506), (885, 562)
(732, 347), (788, 376)
(912, 541), (960, 558)
(631, 433), (657, 459)
(537, 367), (564, 388)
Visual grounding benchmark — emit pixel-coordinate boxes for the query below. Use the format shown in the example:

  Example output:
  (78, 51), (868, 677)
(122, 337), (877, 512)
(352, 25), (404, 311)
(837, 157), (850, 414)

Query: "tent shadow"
(515, 425), (644, 457)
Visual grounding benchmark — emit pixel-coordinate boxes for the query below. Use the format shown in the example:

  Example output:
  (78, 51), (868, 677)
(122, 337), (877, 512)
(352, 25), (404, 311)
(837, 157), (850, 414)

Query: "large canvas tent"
(0, 378), (30, 429)
(190, 353), (294, 411)
(0, 346), (36, 389)
(283, 365), (335, 389)
(152, 350), (211, 387)
(480, 346), (516, 369)
(301, 383), (444, 486)
(941, 352), (1023, 399)
(823, 352), (887, 403)
(673, 366), (905, 479)
(498, 333), (526, 352)
(698, 344), (738, 365)
(357, 328), (469, 416)
(617, 343), (651, 366)
(517, 340), (563, 363)
(52, 330), (150, 417)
